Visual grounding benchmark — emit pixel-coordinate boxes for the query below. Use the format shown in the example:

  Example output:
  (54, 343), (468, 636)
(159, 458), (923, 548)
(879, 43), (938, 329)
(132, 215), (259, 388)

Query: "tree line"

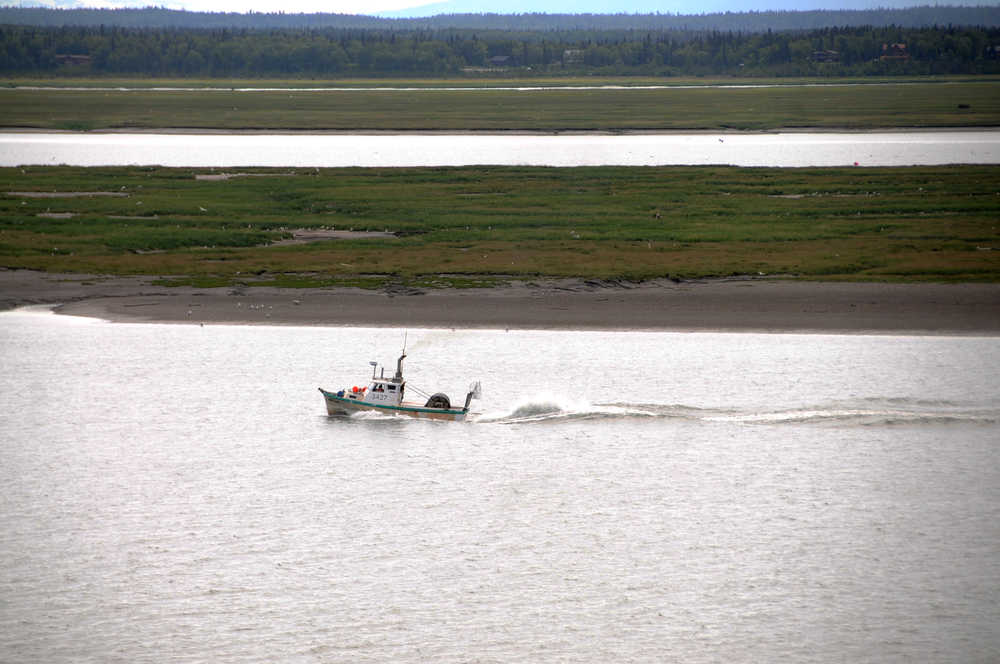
(1, 6), (998, 32)
(2, 24), (999, 77)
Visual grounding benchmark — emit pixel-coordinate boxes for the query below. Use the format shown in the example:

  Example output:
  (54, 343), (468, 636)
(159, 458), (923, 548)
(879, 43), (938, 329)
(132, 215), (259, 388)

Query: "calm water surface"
(1, 308), (998, 662)
(2, 131), (998, 167)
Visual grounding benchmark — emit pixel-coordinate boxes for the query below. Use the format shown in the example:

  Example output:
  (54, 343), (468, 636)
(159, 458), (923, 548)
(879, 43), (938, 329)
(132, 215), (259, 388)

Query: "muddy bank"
(3, 269), (998, 334)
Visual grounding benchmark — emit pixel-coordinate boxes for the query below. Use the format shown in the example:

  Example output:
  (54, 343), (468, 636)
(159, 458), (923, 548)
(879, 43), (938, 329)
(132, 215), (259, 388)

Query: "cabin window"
(388, 385), (396, 391)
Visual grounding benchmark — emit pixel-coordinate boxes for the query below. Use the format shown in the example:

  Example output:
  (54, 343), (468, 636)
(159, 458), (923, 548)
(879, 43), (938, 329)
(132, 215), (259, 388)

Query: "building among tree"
(811, 50), (840, 62)
(880, 43), (909, 61)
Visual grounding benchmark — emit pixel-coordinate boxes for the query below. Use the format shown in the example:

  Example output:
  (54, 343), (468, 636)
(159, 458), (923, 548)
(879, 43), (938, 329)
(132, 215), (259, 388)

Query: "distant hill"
(1, 5), (998, 31)
(380, 1), (999, 19)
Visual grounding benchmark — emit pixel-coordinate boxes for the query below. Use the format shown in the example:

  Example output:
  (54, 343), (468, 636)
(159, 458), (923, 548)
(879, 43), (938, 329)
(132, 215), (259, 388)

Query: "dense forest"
(1, 5), (999, 31)
(2, 23), (999, 77)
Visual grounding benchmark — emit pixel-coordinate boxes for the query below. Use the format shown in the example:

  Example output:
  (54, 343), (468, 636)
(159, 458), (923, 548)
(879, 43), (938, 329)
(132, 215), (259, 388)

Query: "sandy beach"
(2, 268), (998, 334)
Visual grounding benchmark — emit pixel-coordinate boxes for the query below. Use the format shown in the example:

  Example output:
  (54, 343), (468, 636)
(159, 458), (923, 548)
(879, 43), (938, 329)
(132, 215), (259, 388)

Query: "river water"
(1, 307), (998, 662)
(2, 130), (998, 167)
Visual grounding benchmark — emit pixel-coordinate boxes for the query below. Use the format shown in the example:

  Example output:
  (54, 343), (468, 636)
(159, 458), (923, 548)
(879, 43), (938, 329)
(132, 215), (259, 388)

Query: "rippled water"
(2, 307), (998, 662)
(3, 130), (998, 167)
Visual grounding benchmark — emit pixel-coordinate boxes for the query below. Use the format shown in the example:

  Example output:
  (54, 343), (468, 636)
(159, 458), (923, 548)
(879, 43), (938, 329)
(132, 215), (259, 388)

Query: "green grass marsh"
(2, 165), (998, 285)
(2, 79), (999, 131)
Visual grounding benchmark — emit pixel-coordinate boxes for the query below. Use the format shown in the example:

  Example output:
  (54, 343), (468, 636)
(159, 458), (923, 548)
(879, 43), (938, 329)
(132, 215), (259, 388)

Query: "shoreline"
(2, 270), (998, 335)
(2, 126), (997, 136)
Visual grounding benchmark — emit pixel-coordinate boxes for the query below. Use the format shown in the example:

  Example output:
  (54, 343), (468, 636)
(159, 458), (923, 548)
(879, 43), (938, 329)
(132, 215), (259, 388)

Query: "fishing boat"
(319, 350), (481, 421)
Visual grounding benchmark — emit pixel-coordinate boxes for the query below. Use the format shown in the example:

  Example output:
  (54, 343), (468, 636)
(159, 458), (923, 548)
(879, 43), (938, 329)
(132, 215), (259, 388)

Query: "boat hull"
(319, 388), (468, 421)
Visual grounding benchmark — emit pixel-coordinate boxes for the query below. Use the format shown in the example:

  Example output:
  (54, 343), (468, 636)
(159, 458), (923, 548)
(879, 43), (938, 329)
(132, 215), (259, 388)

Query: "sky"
(24, 0), (1000, 17)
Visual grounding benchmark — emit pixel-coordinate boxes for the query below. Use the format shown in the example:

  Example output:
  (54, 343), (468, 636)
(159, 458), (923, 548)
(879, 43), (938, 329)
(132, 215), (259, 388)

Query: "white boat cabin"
(362, 376), (404, 406)
(344, 353), (407, 407)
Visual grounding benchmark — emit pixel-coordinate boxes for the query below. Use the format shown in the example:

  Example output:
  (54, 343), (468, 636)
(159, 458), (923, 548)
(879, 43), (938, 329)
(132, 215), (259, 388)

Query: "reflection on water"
(2, 130), (998, 167)
(2, 310), (999, 662)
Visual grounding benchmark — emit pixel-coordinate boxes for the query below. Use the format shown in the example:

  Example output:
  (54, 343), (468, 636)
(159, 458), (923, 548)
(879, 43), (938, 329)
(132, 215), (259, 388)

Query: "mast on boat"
(393, 331), (407, 383)
(394, 351), (406, 383)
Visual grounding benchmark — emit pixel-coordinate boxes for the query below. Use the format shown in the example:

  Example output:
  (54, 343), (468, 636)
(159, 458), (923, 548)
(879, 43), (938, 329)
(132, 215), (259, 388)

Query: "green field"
(8, 75), (998, 89)
(3, 78), (999, 131)
(2, 165), (998, 286)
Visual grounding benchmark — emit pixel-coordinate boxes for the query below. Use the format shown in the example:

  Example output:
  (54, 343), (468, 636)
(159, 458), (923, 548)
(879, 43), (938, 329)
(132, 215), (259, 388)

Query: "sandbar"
(1, 268), (998, 334)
